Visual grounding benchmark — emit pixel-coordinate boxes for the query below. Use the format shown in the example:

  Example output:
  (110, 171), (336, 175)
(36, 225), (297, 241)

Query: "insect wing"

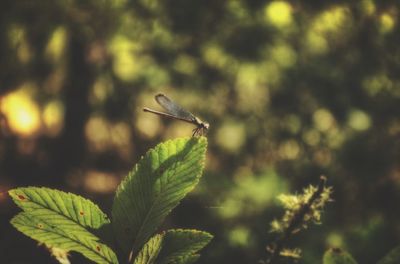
(155, 94), (196, 122)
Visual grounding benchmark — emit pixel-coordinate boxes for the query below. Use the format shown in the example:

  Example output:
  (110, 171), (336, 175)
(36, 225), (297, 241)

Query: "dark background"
(1, 0), (400, 263)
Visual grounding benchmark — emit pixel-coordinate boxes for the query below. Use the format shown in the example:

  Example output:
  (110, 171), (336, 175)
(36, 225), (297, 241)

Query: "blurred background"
(1, 0), (400, 263)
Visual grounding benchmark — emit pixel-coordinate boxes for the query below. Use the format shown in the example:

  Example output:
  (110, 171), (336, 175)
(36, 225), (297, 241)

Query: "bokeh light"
(264, 1), (293, 28)
(1, 87), (41, 137)
(2, 1), (400, 263)
(85, 116), (132, 159)
(326, 232), (345, 248)
(217, 170), (287, 219)
(228, 226), (252, 248)
(278, 139), (301, 160)
(304, 6), (353, 55)
(8, 24), (32, 64)
(360, 0), (376, 16)
(215, 120), (246, 153)
(83, 170), (120, 194)
(313, 108), (336, 132)
(45, 26), (67, 63)
(379, 13), (395, 34)
(42, 100), (64, 136)
(109, 35), (142, 82)
(173, 55), (198, 75)
(347, 110), (371, 131)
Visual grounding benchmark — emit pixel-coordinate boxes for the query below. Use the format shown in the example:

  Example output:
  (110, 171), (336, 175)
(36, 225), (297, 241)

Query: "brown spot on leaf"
(18, 194), (26, 201)
(96, 245), (101, 251)
(79, 211), (84, 216)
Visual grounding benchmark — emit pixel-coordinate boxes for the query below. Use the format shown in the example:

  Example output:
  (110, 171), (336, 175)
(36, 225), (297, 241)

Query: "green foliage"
(9, 188), (117, 264)
(11, 213), (117, 264)
(134, 229), (212, 264)
(3, 0), (400, 262)
(323, 248), (358, 264)
(271, 180), (333, 234)
(133, 234), (163, 264)
(157, 229), (213, 264)
(9, 187), (110, 229)
(377, 245), (400, 264)
(9, 137), (211, 264)
(112, 137), (207, 256)
(266, 176), (332, 263)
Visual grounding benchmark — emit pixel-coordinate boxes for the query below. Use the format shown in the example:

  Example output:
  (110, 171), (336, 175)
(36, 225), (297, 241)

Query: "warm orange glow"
(42, 100), (64, 136)
(85, 116), (110, 151)
(0, 190), (6, 203)
(1, 88), (41, 136)
(84, 170), (120, 193)
(85, 116), (132, 159)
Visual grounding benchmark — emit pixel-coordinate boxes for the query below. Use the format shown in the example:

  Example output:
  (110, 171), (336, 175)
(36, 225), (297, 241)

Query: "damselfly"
(143, 93), (209, 136)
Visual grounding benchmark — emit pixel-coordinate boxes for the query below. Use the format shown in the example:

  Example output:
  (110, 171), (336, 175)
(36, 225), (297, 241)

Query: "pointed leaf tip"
(9, 187), (117, 263)
(133, 229), (212, 264)
(157, 229), (213, 264)
(112, 137), (208, 256)
(8, 187), (110, 229)
(133, 234), (163, 264)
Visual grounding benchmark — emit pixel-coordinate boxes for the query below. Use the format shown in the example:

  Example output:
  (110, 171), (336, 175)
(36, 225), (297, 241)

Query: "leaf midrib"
(18, 188), (107, 232)
(130, 145), (201, 255)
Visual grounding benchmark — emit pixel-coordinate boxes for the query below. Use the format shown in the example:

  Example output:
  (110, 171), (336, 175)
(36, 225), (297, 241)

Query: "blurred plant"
(322, 247), (357, 264)
(265, 176), (333, 263)
(8, 137), (212, 264)
(321, 243), (400, 264)
(376, 245), (400, 264)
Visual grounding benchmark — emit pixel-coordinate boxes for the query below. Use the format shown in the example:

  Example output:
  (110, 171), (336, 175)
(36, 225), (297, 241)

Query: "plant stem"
(266, 176), (327, 264)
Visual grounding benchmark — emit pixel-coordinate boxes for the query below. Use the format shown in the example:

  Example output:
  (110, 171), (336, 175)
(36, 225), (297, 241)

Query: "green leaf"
(9, 187), (117, 263)
(112, 137), (207, 256)
(9, 187), (110, 230)
(323, 248), (358, 264)
(162, 255), (199, 264)
(11, 212), (118, 264)
(133, 234), (163, 264)
(377, 245), (400, 264)
(157, 229), (213, 264)
(133, 229), (212, 264)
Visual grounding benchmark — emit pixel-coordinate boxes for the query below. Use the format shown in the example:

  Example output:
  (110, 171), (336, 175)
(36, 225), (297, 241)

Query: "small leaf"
(133, 234), (163, 264)
(133, 229), (211, 264)
(11, 212), (118, 264)
(9, 187), (110, 229)
(157, 229), (213, 264)
(323, 248), (358, 264)
(112, 137), (207, 256)
(377, 245), (400, 264)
